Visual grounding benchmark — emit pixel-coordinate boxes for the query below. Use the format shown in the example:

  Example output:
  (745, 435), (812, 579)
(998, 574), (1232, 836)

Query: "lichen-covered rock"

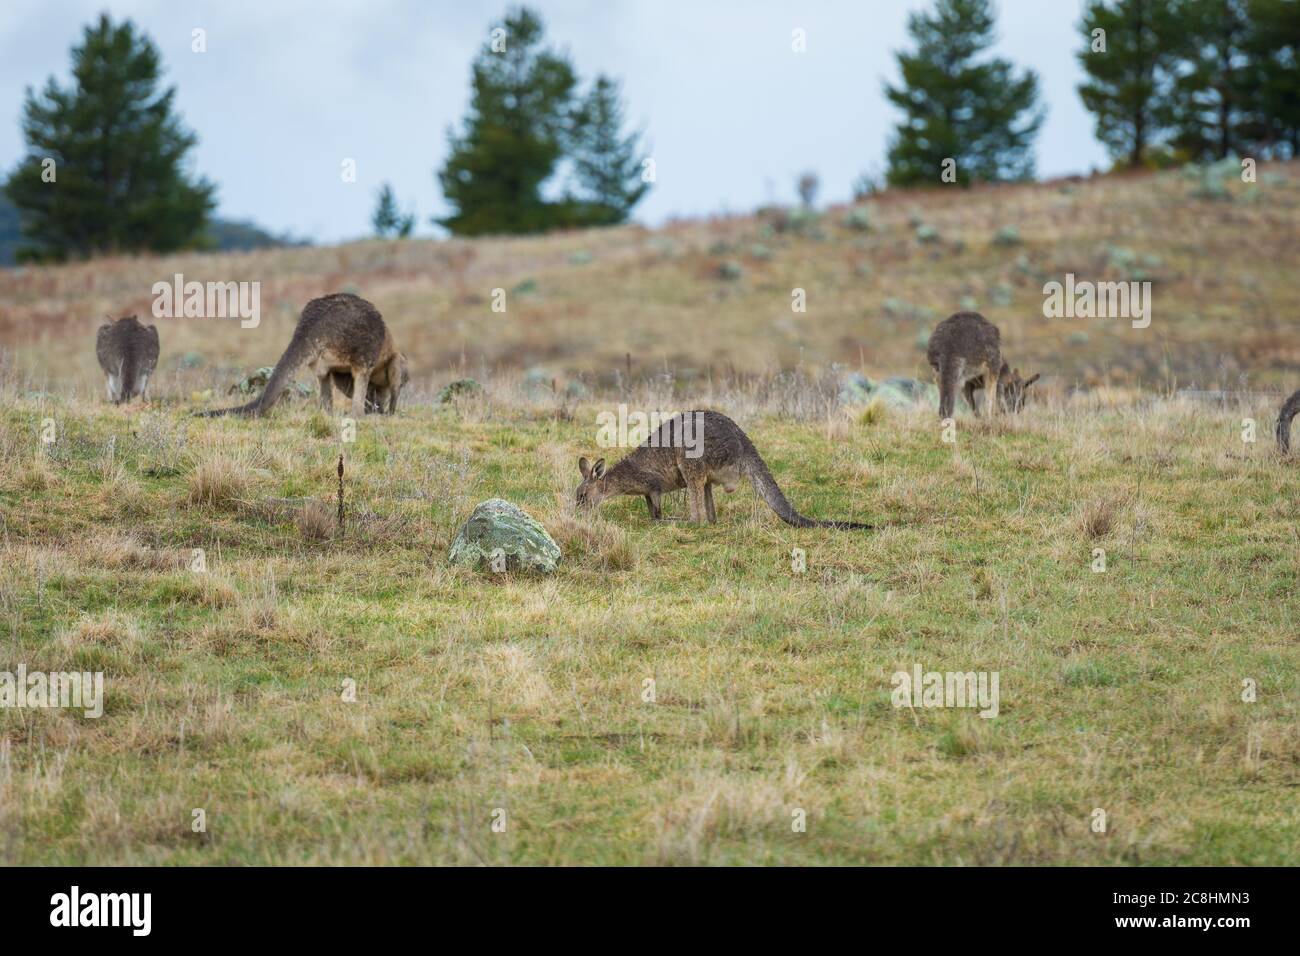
(437, 378), (482, 403)
(228, 367), (312, 397)
(448, 499), (560, 574)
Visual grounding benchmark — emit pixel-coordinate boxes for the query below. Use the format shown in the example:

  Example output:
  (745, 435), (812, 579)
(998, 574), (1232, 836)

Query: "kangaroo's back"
(927, 311), (1006, 418)
(96, 316), (160, 403)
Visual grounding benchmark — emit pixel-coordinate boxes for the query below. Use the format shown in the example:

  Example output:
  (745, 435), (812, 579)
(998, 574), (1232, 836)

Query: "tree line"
(3, 1), (1297, 261)
(884, 0), (1299, 187)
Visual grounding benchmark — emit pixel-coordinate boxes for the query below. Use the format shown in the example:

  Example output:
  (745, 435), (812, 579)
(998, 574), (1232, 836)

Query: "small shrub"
(841, 207), (872, 232)
(856, 397), (888, 426)
(992, 225), (1021, 247)
(716, 260), (743, 281)
(437, 379), (482, 404)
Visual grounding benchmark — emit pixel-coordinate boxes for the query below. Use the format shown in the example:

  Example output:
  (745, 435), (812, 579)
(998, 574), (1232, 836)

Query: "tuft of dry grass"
(84, 530), (186, 571)
(546, 510), (639, 572)
(1076, 495), (1126, 541)
(186, 449), (259, 509)
(296, 500), (335, 541)
(57, 610), (144, 652)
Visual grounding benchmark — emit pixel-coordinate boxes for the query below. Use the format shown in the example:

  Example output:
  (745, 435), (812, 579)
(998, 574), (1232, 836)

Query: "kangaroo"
(96, 316), (160, 404)
(575, 410), (871, 529)
(199, 293), (400, 418)
(1278, 388), (1300, 452)
(926, 311), (1039, 418)
(328, 351), (409, 414)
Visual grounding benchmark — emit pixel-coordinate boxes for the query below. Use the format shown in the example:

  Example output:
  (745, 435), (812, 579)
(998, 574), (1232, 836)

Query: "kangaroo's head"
(575, 456), (608, 511)
(389, 352), (410, 390)
(999, 368), (1040, 413)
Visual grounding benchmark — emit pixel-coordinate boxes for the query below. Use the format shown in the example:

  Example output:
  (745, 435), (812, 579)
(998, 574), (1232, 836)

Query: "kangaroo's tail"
(937, 360), (962, 419)
(196, 328), (315, 418)
(117, 356), (139, 404)
(1278, 388), (1300, 453)
(742, 453), (872, 530)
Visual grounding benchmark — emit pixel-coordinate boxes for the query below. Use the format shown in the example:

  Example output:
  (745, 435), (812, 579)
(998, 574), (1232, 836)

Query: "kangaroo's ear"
(592, 458), (606, 479)
(1024, 373), (1041, 387)
(578, 457), (592, 479)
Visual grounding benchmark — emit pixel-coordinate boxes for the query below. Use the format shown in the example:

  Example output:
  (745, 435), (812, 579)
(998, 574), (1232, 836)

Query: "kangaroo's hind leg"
(349, 367), (371, 419)
(964, 377), (981, 416)
(686, 478), (708, 524)
(983, 363), (1001, 417)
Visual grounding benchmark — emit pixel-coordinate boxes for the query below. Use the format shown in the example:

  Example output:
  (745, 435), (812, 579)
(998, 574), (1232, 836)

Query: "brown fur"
(199, 293), (402, 418)
(329, 351), (409, 414)
(96, 316), (160, 404)
(926, 311), (1039, 418)
(1278, 388), (1300, 453)
(575, 410), (871, 529)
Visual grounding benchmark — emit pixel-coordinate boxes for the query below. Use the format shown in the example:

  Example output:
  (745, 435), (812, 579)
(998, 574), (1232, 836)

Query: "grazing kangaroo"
(96, 316), (160, 404)
(576, 410), (871, 529)
(329, 351), (409, 414)
(926, 311), (1039, 418)
(199, 293), (401, 418)
(1278, 388), (1300, 452)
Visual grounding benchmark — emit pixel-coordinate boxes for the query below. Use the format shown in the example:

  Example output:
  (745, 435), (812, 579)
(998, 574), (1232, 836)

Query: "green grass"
(1, 387), (1296, 865)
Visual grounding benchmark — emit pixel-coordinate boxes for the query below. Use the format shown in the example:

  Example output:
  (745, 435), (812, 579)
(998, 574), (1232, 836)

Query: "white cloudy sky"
(0, 0), (1107, 243)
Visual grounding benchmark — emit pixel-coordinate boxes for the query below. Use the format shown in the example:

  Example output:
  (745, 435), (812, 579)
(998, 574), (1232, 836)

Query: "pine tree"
(1167, 0), (1258, 160)
(437, 6), (576, 235)
(1077, 0), (1184, 168)
(3, 13), (214, 262)
(1242, 0), (1300, 158)
(372, 183), (414, 238)
(568, 75), (650, 226)
(884, 0), (1044, 186)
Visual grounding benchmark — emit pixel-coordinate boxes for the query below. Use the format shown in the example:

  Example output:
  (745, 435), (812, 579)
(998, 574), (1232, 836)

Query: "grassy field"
(1, 165), (1298, 865)
(0, 379), (1296, 865)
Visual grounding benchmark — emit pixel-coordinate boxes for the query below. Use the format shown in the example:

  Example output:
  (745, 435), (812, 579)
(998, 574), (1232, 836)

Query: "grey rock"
(448, 498), (561, 574)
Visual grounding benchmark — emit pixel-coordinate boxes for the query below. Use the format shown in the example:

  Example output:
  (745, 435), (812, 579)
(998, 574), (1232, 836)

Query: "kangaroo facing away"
(199, 293), (401, 418)
(926, 311), (1039, 418)
(96, 316), (160, 404)
(576, 410), (871, 529)
(329, 351), (409, 414)
(1278, 388), (1300, 452)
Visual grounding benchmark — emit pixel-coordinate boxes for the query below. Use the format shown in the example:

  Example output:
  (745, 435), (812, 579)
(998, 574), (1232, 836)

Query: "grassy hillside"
(0, 380), (1297, 864)
(0, 164), (1298, 865)
(0, 163), (1297, 399)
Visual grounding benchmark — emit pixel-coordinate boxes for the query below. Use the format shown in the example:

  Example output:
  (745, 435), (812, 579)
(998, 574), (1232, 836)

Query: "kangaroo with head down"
(96, 316), (160, 404)
(199, 293), (403, 418)
(576, 410), (871, 528)
(926, 311), (1039, 418)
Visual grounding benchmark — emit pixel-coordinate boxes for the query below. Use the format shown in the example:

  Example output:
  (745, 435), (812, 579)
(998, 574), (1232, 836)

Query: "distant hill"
(0, 194), (309, 266)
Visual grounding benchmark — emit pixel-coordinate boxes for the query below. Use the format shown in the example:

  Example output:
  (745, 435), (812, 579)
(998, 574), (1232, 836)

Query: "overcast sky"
(0, 0), (1108, 243)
